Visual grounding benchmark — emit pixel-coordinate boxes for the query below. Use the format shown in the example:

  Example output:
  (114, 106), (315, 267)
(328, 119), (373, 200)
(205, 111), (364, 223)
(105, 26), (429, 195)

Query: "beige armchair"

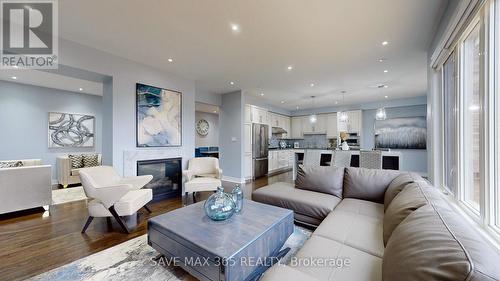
(183, 157), (222, 204)
(79, 166), (153, 234)
(57, 154), (102, 187)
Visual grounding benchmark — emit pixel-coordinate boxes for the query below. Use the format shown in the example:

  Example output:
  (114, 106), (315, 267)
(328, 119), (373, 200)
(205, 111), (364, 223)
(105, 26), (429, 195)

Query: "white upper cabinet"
(244, 105), (252, 123)
(291, 117), (303, 139)
(315, 115), (327, 133)
(337, 110), (362, 134)
(302, 116), (313, 134)
(326, 113), (338, 138)
(250, 106), (268, 124)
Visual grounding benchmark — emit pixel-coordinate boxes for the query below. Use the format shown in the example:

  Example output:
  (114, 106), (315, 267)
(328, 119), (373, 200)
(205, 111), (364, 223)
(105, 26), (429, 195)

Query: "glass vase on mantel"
(204, 186), (236, 221)
(232, 184), (243, 213)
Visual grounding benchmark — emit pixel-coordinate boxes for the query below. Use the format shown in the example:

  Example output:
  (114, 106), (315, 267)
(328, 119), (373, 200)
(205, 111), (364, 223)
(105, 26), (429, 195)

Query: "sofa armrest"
(216, 168), (223, 179)
(183, 170), (194, 182)
(261, 265), (318, 281)
(120, 175), (153, 189)
(57, 157), (72, 186)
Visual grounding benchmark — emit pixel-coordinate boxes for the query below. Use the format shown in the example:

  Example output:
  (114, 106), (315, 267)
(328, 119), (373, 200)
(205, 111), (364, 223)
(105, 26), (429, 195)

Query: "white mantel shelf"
(123, 148), (183, 177)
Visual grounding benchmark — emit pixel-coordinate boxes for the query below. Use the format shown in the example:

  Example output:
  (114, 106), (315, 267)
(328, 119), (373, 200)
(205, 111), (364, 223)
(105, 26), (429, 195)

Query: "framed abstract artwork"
(136, 83), (182, 147)
(48, 112), (95, 148)
(375, 116), (427, 149)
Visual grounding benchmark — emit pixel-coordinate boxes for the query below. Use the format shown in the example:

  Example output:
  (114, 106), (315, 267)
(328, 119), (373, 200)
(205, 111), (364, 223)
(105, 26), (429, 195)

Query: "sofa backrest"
(383, 176), (500, 280)
(342, 167), (402, 203)
(0, 159), (42, 167)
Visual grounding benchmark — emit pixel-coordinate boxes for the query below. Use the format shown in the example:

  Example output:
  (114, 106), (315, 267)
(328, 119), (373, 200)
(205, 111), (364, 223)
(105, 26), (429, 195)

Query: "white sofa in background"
(57, 154), (102, 187)
(0, 159), (52, 214)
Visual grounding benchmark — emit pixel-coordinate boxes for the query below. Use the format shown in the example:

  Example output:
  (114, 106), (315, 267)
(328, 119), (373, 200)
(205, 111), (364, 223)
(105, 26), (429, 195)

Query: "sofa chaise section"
(252, 182), (341, 226)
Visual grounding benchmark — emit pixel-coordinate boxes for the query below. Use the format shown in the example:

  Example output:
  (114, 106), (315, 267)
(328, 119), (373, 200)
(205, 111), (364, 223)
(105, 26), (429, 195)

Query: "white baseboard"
(222, 176), (246, 184)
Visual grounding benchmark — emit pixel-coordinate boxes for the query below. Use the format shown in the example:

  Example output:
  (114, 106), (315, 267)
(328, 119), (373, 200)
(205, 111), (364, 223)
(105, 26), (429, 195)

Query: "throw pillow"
(0, 161), (23, 168)
(68, 154), (84, 169)
(295, 165), (344, 198)
(82, 154), (99, 167)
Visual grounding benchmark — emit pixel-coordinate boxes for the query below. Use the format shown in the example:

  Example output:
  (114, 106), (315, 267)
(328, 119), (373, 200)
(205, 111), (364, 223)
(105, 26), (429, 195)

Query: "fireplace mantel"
(123, 148), (182, 177)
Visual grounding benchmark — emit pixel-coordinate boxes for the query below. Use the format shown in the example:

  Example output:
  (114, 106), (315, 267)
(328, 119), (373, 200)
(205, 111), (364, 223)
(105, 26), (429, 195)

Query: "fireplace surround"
(137, 158), (182, 201)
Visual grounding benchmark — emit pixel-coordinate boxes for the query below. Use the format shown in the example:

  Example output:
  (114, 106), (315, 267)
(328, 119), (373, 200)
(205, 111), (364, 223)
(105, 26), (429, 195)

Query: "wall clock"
(196, 119), (210, 136)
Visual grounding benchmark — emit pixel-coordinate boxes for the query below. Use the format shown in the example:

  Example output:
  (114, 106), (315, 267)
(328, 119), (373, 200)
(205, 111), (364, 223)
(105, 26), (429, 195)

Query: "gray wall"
(58, 38), (196, 176)
(195, 111), (219, 147)
(362, 105), (428, 174)
(0, 80), (103, 181)
(219, 91), (244, 181)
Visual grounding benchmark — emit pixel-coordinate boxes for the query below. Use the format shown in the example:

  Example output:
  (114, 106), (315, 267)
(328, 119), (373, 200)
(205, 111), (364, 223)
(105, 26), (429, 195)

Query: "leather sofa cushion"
(383, 183), (428, 245)
(261, 265), (318, 281)
(252, 182), (341, 223)
(383, 204), (500, 281)
(334, 198), (384, 220)
(295, 165), (344, 198)
(293, 235), (382, 281)
(314, 209), (384, 257)
(384, 173), (416, 211)
(343, 167), (401, 204)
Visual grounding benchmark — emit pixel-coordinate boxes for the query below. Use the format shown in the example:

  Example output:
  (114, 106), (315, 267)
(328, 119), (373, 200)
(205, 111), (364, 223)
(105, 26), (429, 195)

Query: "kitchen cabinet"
(244, 153), (253, 179)
(302, 115), (326, 134)
(291, 117), (303, 139)
(244, 123), (252, 153)
(250, 106), (268, 124)
(244, 123), (253, 179)
(268, 150), (293, 173)
(244, 105), (252, 123)
(337, 110), (362, 134)
(326, 113), (338, 138)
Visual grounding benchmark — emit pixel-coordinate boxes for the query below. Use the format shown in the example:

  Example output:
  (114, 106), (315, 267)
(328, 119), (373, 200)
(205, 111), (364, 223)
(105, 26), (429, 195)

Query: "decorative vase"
(204, 186), (236, 221)
(231, 184), (243, 213)
(341, 141), (350, 151)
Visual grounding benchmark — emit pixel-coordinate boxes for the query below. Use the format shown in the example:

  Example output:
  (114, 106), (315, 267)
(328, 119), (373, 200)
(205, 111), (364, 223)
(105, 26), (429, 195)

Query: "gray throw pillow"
(82, 154), (99, 167)
(68, 154), (84, 169)
(295, 165), (344, 198)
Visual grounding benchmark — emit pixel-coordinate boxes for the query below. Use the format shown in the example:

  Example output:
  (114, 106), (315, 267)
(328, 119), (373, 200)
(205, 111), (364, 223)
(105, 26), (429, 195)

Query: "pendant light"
(375, 107), (387, 120)
(309, 96), (317, 124)
(338, 91), (348, 122)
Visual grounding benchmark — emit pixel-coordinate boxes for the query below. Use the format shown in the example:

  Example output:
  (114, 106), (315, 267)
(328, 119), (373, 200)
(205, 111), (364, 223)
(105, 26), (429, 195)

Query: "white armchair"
(79, 166), (153, 233)
(183, 157), (222, 204)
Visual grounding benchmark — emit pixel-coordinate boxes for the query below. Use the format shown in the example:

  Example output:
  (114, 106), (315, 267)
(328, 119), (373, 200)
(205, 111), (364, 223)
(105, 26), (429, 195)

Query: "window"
(443, 53), (457, 194)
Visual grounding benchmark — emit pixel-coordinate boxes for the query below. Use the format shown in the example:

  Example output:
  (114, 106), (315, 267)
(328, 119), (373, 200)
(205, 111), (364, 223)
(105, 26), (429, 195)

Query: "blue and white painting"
(375, 117), (426, 149)
(136, 83), (182, 147)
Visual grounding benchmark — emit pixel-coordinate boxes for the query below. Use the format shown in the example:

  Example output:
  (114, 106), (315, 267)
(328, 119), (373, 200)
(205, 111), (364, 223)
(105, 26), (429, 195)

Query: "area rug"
(52, 186), (87, 205)
(29, 226), (312, 281)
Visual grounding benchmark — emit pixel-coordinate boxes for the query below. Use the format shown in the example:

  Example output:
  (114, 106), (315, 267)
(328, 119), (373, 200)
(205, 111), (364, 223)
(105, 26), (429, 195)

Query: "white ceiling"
(57, 0), (446, 110)
(0, 70), (103, 96)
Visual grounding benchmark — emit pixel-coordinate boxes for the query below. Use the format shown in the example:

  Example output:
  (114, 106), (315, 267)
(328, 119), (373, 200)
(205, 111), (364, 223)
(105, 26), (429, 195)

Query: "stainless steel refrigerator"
(252, 123), (269, 179)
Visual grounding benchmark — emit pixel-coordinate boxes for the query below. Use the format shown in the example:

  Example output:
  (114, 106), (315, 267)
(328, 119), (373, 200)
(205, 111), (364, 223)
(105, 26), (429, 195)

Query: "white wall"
(195, 111), (219, 147)
(58, 39), (196, 174)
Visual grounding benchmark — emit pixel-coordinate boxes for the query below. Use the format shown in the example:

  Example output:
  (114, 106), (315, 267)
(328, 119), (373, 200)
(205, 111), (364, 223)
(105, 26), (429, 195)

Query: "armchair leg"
(81, 216), (94, 233)
(193, 192), (196, 203)
(108, 206), (130, 234)
(143, 205), (152, 213)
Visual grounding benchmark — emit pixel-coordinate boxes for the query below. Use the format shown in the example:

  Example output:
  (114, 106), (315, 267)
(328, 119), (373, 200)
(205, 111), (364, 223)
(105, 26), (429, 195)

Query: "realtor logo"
(1, 0), (58, 69)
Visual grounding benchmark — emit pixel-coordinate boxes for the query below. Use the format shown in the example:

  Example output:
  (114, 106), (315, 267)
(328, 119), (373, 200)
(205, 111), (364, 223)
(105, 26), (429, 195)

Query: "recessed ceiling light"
(378, 58), (386, 63)
(13, 65), (18, 68)
(335, 101), (339, 105)
(280, 100), (285, 104)
(213, 110), (217, 113)
(11, 76), (17, 80)
(310, 83), (315, 87)
(167, 58), (173, 62)
(229, 81), (235, 85)
(287, 65), (293, 71)
(260, 92), (264, 96)
(79, 88), (83, 91)
(384, 85), (389, 88)
(296, 106), (300, 110)
(384, 70), (388, 73)
(384, 95), (388, 99)
(382, 41), (389, 46)
(230, 23), (240, 32)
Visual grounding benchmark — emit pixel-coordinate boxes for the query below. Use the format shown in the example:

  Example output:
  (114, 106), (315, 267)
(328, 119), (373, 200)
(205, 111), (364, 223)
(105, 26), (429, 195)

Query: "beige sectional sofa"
(57, 154), (101, 187)
(253, 166), (500, 281)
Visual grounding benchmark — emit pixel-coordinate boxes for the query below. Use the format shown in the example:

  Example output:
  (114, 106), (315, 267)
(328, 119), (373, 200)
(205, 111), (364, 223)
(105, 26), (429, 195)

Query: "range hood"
(272, 127), (287, 134)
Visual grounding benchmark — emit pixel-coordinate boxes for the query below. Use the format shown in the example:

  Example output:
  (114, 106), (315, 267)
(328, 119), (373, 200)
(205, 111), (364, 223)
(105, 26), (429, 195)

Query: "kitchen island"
(292, 149), (402, 180)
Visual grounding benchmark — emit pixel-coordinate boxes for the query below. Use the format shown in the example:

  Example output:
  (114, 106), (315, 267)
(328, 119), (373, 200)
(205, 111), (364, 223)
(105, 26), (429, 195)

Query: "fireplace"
(137, 158), (182, 201)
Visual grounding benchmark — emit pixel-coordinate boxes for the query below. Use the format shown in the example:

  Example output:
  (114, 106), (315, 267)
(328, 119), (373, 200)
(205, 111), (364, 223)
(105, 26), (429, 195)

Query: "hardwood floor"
(0, 171), (293, 281)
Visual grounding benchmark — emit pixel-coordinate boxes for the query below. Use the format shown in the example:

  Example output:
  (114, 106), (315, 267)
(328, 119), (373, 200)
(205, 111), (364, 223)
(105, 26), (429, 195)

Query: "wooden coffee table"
(148, 199), (294, 281)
